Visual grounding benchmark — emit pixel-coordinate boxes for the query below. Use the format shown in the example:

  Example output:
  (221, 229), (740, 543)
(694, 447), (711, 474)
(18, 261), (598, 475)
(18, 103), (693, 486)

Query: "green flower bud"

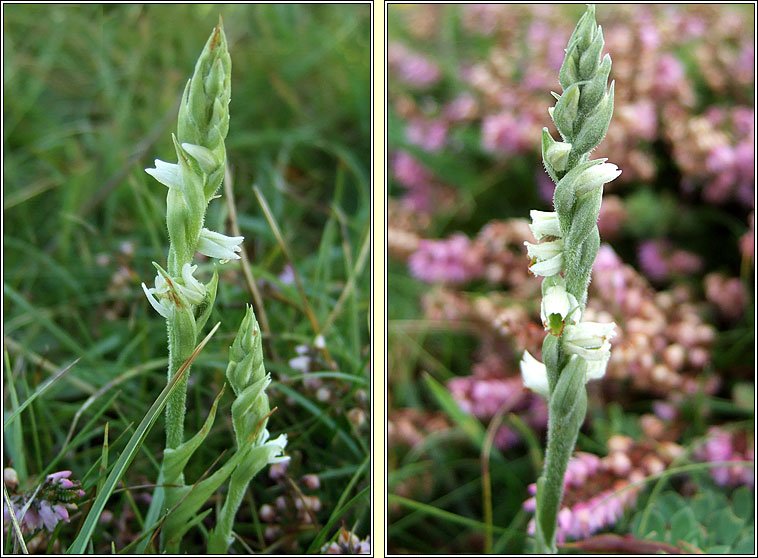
(552, 84), (580, 140)
(545, 140), (572, 172)
(573, 81), (615, 155)
(579, 25), (604, 79)
(579, 53), (611, 113)
(558, 43), (580, 90)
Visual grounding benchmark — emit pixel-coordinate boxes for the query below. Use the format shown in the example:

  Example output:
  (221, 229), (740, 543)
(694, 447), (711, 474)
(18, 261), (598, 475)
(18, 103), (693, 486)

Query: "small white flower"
(145, 160), (183, 190)
(573, 162), (621, 195)
(584, 354), (610, 382)
(563, 321), (616, 361)
(259, 431), (289, 464)
(178, 263), (205, 305)
(529, 210), (562, 240)
(545, 141), (572, 172)
(142, 282), (173, 319)
(181, 143), (217, 174)
(529, 254), (564, 276)
(197, 228), (244, 262)
(520, 350), (549, 398)
(525, 238), (565, 276)
(541, 285), (581, 334)
(525, 238), (564, 261)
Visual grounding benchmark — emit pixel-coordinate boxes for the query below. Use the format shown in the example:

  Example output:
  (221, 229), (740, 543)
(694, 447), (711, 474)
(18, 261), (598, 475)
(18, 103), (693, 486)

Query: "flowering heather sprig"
(388, 43), (441, 89)
(3, 470), (86, 536)
(408, 234), (485, 284)
(321, 527), (371, 554)
(523, 435), (686, 544)
(695, 427), (754, 488)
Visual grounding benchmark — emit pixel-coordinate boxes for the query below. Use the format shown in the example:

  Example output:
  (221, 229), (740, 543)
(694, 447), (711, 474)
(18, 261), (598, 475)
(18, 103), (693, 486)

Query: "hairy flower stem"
(166, 321), (194, 449)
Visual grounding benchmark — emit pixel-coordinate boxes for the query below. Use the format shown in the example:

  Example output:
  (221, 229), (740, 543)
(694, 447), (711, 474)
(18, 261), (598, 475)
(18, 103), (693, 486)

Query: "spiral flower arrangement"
(519, 5), (621, 553)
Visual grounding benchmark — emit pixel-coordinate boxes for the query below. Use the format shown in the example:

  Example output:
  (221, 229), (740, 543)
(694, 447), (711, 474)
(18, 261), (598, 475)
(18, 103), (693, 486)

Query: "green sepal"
(558, 42), (580, 90)
(541, 128), (560, 183)
(567, 5), (596, 52)
(226, 305), (266, 396)
(542, 334), (561, 395)
(579, 25), (604, 80)
(566, 224), (600, 309)
(231, 375), (271, 448)
(573, 81), (614, 156)
(553, 158), (606, 235)
(194, 265), (218, 333)
(552, 83), (580, 140)
(579, 53), (611, 114)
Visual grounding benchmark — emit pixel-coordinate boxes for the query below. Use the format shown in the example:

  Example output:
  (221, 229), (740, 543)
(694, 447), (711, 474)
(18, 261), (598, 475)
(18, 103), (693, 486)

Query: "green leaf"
(644, 509), (667, 540)
(657, 491), (686, 520)
(733, 530), (754, 554)
(66, 323), (220, 554)
(669, 507), (697, 545)
(731, 486), (754, 521)
(691, 494), (712, 523)
(163, 385), (225, 484)
(423, 372), (488, 451)
(709, 508), (743, 547)
(3, 357), (80, 429)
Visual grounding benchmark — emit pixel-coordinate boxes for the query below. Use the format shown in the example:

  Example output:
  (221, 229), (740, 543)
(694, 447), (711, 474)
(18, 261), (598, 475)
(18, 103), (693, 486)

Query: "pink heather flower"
(388, 43), (441, 89)
(481, 112), (535, 155)
(524, 452), (638, 543)
(408, 234), (483, 284)
(704, 273), (747, 321)
(46, 470), (73, 484)
(444, 94), (478, 122)
(447, 370), (548, 450)
(706, 144), (736, 174)
(536, 171), (556, 204)
(668, 249), (702, 276)
(695, 427), (753, 487)
(653, 54), (685, 98)
(406, 117), (448, 152)
(637, 240), (669, 282)
(732, 107), (754, 139)
(625, 101), (658, 141)
(391, 151), (435, 212)
(735, 44), (754, 81)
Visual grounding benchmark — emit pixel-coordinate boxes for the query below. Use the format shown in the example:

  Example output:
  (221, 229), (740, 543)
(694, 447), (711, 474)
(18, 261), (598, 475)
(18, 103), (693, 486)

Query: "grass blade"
(4, 357), (80, 429)
(66, 322), (220, 554)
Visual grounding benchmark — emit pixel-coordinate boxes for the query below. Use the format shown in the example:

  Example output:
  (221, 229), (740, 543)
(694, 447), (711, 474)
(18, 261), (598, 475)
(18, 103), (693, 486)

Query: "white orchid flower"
(529, 210), (562, 240)
(197, 228), (244, 263)
(563, 321), (616, 361)
(520, 350), (550, 398)
(525, 238), (565, 276)
(541, 284), (581, 335)
(573, 162), (622, 195)
(145, 160), (183, 190)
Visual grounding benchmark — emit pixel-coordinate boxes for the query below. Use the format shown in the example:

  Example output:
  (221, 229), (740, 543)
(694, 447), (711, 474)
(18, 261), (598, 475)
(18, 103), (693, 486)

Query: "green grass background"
(3, 3), (370, 554)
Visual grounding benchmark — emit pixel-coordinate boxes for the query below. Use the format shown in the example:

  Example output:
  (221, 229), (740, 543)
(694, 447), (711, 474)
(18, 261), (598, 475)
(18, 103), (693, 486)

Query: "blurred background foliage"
(387, 4), (753, 554)
(4, 3), (370, 554)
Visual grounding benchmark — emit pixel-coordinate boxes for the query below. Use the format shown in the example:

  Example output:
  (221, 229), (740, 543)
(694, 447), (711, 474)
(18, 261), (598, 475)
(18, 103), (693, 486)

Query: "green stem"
(208, 473), (249, 553)
(534, 366), (588, 554)
(165, 318), (193, 450)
